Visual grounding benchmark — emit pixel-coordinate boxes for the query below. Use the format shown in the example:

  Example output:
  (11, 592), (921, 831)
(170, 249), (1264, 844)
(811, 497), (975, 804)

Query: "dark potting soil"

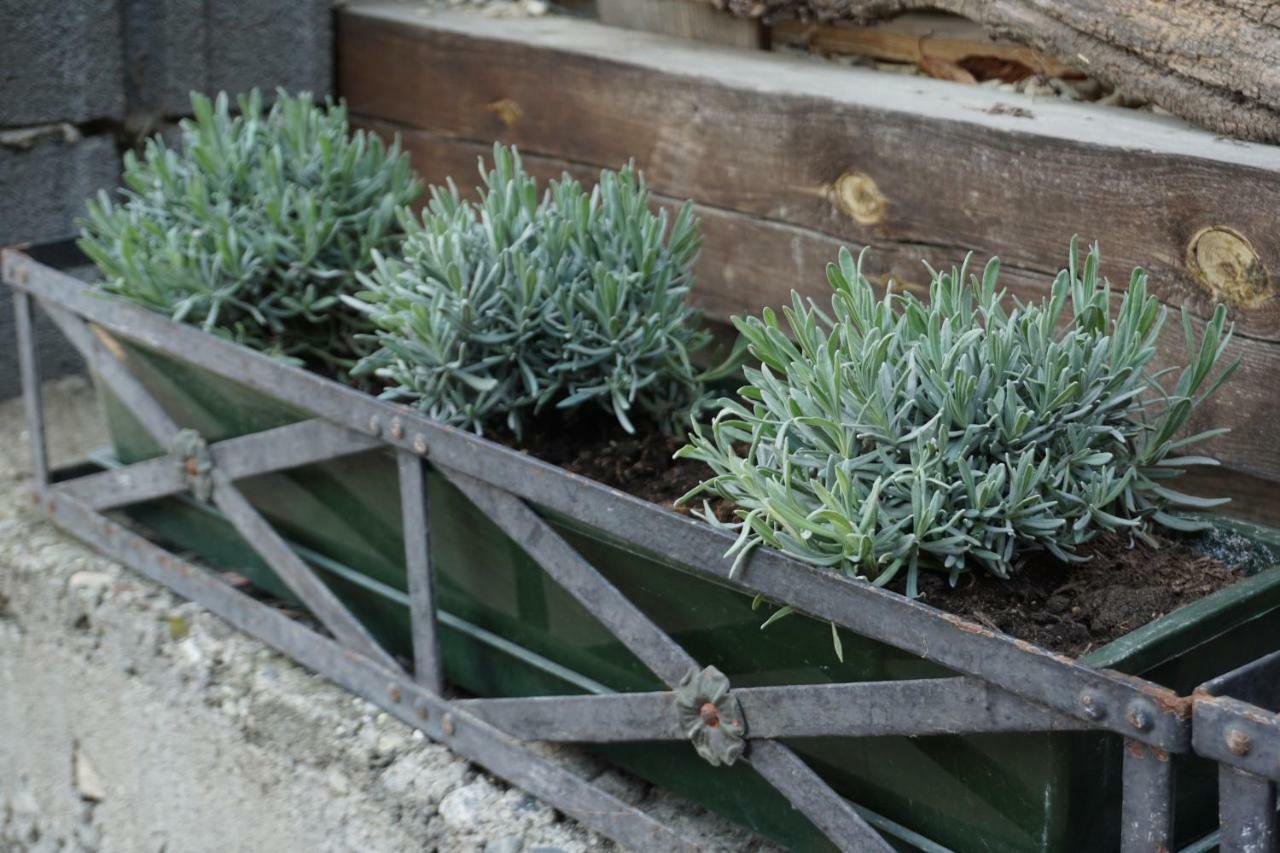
(908, 535), (1237, 658)
(504, 413), (1244, 658)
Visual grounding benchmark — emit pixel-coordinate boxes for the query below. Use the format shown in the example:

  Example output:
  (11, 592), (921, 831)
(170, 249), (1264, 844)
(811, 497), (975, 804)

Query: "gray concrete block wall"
(0, 128), (120, 399)
(122, 0), (332, 119)
(0, 127), (119, 247)
(0, 0), (126, 126)
(1, 0), (335, 399)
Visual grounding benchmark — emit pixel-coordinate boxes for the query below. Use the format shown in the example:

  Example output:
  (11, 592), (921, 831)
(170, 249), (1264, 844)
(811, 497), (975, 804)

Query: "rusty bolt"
(699, 702), (721, 729)
(368, 415), (381, 436)
(413, 434), (428, 455)
(1126, 703), (1154, 733)
(414, 700), (430, 721)
(389, 418), (404, 440)
(1080, 691), (1107, 721)
(386, 684), (401, 704)
(1226, 728), (1252, 757)
(441, 713), (455, 736)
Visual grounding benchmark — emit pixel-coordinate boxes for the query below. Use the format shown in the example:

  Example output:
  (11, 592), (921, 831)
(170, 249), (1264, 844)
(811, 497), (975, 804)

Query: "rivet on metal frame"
(387, 683), (402, 704)
(1079, 690), (1107, 721)
(1125, 701), (1154, 733)
(1226, 727), (1253, 757)
(675, 665), (747, 767)
(389, 418), (404, 440)
(441, 713), (456, 736)
(368, 415), (382, 436)
(414, 700), (430, 721)
(413, 434), (428, 456)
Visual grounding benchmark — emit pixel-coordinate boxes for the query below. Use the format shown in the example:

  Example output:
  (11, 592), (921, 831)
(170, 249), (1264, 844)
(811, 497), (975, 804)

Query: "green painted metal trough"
(8, 242), (1280, 852)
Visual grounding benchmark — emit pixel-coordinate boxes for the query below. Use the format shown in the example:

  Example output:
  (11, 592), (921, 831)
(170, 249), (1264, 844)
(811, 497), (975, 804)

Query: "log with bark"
(708, 0), (1280, 144)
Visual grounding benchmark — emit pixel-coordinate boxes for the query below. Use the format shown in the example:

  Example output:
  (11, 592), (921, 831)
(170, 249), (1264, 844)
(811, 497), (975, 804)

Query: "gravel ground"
(0, 377), (777, 852)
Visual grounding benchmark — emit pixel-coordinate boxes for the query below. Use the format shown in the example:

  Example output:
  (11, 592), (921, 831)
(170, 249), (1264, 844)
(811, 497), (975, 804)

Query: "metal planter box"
(8, 243), (1280, 853)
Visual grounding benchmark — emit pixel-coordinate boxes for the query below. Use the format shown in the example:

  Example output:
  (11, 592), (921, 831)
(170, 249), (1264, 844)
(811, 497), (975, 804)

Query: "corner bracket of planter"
(675, 665), (747, 767)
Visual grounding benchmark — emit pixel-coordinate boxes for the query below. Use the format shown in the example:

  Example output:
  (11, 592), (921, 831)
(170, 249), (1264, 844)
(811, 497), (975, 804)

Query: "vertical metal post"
(1220, 766), (1278, 853)
(14, 292), (48, 495)
(1121, 739), (1175, 852)
(399, 450), (443, 695)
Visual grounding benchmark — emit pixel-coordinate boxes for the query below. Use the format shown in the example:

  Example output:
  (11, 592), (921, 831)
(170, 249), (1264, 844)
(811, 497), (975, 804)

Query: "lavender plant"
(679, 240), (1237, 596)
(352, 144), (722, 437)
(79, 90), (421, 373)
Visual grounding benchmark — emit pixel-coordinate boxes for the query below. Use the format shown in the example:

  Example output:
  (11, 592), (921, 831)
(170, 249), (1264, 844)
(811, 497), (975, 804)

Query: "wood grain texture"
(599, 0), (762, 48)
(357, 118), (1280, 486)
(771, 14), (1078, 77)
(337, 6), (1280, 342)
(711, 0), (1280, 144)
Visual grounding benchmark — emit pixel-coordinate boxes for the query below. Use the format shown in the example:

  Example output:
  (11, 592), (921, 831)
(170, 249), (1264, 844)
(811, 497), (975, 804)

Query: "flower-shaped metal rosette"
(171, 428), (214, 502)
(675, 665), (747, 766)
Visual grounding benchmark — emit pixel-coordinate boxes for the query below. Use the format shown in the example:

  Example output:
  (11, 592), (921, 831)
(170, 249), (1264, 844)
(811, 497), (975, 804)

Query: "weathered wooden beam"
(359, 120), (1280, 494)
(599, 0), (762, 48)
(711, 0), (1280, 145)
(338, 6), (1280, 486)
(771, 13), (1078, 78)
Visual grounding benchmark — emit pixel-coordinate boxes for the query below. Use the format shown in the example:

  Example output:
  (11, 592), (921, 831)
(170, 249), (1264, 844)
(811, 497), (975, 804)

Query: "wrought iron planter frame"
(4, 240), (1278, 852)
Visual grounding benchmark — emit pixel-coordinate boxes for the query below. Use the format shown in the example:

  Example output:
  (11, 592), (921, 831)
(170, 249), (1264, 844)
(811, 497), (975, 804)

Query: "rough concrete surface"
(0, 0), (126, 127)
(0, 129), (118, 250)
(0, 378), (777, 852)
(123, 0), (333, 119)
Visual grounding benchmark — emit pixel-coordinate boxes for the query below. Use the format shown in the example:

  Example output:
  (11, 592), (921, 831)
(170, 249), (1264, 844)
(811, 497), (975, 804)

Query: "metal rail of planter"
(2, 240), (1274, 852)
(1193, 651), (1280, 852)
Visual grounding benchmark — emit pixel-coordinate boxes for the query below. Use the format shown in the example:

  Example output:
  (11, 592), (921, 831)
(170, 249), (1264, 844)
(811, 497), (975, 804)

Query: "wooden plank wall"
(336, 4), (1280, 501)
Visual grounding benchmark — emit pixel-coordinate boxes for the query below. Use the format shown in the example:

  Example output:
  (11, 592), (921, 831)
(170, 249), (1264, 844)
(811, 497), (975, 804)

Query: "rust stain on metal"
(1126, 740), (1147, 759)
(1185, 226), (1273, 308)
(91, 325), (128, 361)
(832, 171), (887, 225)
(1226, 727), (1252, 756)
(1110, 669), (1192, 719)
(699, 702), (720, 728)
(939, 611), (994, 637)
(486, 98), (523, 129)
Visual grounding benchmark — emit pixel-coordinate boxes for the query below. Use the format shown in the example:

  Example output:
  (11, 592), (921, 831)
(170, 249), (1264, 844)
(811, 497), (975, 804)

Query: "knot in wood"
(1186, 226), (1272, 308)
(834, 171), (886, 225)
(487, 98), (524, 129)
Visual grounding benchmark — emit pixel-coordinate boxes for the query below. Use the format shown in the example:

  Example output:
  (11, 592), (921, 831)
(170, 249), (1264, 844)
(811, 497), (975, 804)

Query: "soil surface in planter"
(510, 413), (1241, 658)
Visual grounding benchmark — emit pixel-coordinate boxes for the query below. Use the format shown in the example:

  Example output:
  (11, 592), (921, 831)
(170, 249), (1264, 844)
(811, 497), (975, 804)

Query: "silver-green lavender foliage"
(352, 144), (716, 436)
(79, 89), (421, 372)
(678, 240), (1238, 596)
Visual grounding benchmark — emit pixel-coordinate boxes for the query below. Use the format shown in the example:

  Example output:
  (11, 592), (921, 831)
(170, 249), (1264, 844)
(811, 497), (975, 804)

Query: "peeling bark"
(710, 0), (1280, 143)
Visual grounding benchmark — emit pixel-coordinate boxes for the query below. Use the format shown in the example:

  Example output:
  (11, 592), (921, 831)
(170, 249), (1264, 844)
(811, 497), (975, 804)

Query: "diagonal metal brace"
(439, 464), (892, 851)
(41, 302), (400, 673)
